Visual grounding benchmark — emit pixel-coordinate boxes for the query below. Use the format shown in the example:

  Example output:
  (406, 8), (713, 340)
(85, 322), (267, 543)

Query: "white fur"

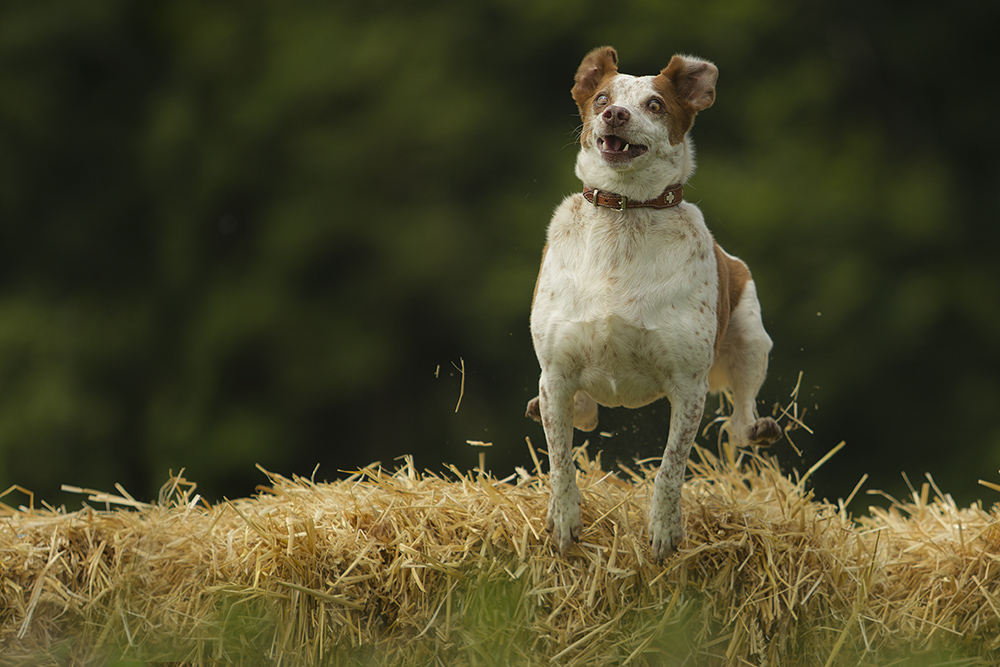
(529, 53), (779, 559)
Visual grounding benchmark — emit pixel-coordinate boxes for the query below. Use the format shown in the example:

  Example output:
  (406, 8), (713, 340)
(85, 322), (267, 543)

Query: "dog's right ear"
(571, 46), (619, 110)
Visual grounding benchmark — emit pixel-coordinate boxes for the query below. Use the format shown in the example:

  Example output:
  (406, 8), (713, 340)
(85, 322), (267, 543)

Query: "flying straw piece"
(453, 357), (465, 413)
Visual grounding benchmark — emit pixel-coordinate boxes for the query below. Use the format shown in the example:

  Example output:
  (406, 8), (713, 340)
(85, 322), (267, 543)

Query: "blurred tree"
(0, 0), (997, 511)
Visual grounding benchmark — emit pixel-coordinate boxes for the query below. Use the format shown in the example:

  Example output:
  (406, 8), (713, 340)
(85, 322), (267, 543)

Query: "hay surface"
(2, 445), (1000, 666)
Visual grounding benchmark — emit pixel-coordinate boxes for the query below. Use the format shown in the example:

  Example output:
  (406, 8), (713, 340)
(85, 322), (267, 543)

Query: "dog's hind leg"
(526, 391), (599, 432)
(572, 391), (599, 431)
(537, 375), (583, 553)
(709, 279), (782, 448)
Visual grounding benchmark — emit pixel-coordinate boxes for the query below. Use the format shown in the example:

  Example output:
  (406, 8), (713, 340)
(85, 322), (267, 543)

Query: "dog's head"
(571, 46), (717, 200)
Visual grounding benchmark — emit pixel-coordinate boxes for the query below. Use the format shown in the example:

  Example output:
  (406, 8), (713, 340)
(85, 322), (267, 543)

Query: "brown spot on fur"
(713, 243), (751, 355)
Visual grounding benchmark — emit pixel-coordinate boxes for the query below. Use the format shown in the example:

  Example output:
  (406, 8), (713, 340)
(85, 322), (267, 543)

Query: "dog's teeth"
(623, 143), (630, 152)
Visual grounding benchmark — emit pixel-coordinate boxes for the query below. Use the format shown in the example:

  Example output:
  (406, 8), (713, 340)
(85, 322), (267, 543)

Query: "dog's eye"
(647, 98), (664, 113)
(594, 94), (609, 107)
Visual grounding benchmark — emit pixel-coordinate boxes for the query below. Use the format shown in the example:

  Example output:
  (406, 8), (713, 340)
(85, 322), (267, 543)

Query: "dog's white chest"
(531, 198), (719, 408)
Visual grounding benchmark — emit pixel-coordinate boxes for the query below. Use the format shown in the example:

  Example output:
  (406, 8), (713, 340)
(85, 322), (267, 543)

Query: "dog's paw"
(546, 496), (582, 554)
(525, 396), (541, 423)
(648, 512), (684, 561)
(747, 417), (782, 446)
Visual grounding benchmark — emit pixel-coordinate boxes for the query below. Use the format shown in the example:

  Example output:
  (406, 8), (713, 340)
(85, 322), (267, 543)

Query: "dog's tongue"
(604, 135), (626, 152)
(599, 135), (648, 161)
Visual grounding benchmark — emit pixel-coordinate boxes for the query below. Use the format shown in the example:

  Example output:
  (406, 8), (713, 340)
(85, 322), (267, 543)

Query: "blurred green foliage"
(0, 0), (998, 508)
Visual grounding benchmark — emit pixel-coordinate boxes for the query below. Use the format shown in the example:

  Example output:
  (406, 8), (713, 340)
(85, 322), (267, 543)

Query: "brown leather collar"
(582, 184), (683, 210)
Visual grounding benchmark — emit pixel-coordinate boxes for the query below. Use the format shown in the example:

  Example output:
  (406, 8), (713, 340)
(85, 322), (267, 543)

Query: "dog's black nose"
(602, 105), (630, 127)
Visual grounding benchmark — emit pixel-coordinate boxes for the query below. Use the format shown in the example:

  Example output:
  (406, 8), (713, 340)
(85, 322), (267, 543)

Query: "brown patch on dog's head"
(572, 46), (619, 109)
(571, 46), (619, 145)
(653, 55), (718, 145)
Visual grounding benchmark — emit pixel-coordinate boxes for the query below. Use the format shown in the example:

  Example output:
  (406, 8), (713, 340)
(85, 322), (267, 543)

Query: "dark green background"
(2, 0), (998, 512)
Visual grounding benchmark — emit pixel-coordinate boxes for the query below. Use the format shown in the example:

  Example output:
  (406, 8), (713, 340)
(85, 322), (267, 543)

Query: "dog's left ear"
(657, 55), (718, 112)
(654, 55), (718, 144)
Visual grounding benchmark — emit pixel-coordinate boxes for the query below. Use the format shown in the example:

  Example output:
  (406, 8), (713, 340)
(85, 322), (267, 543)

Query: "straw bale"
(2, 445), (1000, 666)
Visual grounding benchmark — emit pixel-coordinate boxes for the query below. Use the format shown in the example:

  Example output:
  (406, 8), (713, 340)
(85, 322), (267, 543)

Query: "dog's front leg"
(649, 394), (706, 559)
(539, 377), (582, 553)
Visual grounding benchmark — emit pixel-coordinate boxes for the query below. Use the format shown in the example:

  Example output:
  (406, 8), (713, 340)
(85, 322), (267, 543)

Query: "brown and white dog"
(527, 47), (782, 559)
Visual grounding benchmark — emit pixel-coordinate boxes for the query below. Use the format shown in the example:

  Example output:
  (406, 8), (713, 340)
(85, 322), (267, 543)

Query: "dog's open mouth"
(598, 135), (648, 161)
